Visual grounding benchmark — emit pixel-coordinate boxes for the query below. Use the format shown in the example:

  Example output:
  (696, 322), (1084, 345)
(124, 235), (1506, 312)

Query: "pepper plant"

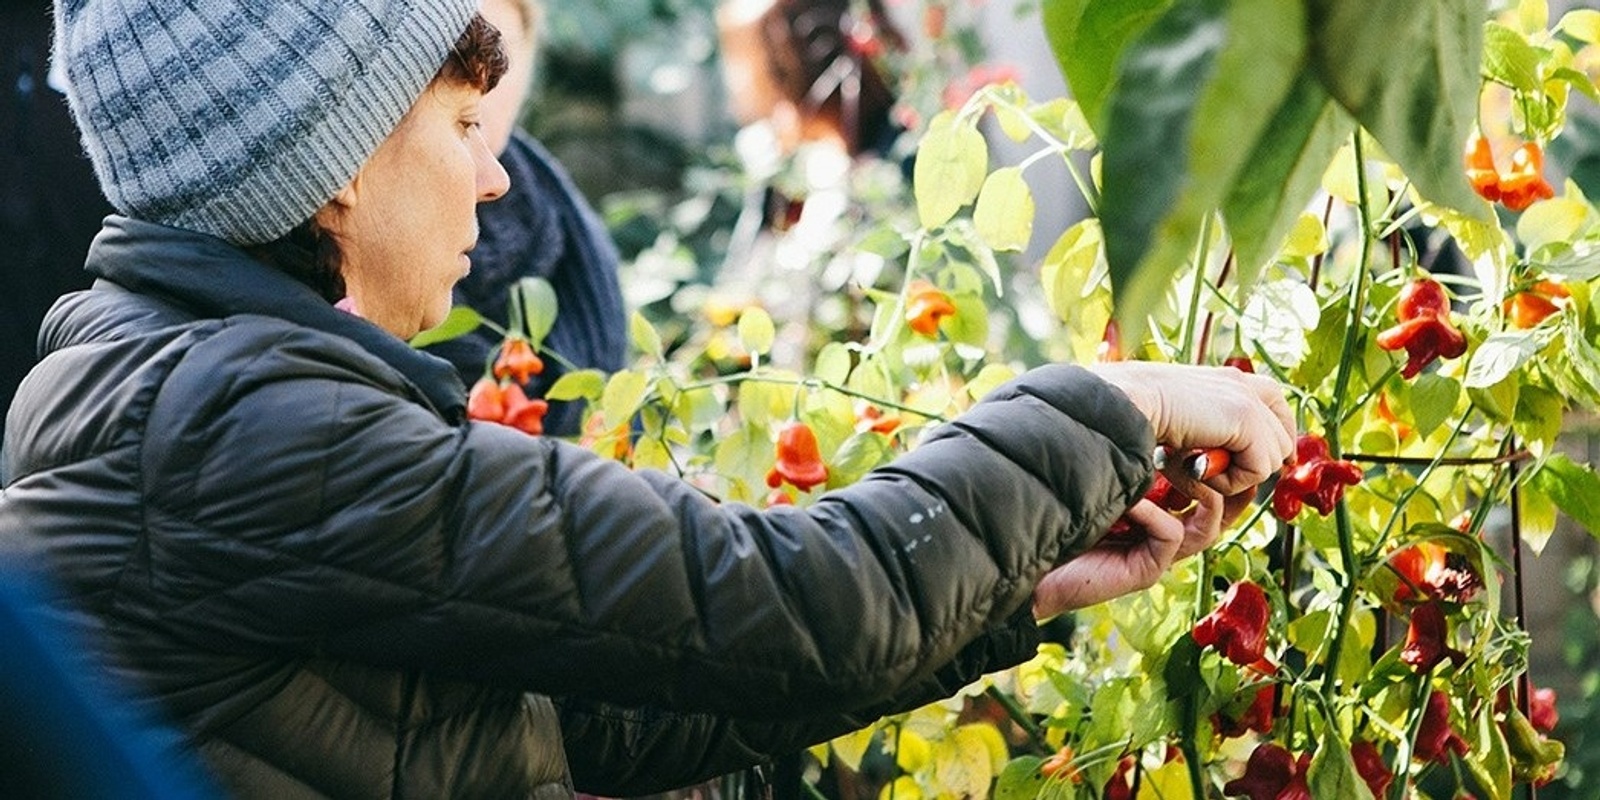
(435, 0), (1600, 796)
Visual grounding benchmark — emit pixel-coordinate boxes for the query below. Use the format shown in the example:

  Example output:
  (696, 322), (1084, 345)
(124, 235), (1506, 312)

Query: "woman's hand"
(1032, 469), (1249, 618)
(1088, 362), (1296, 496)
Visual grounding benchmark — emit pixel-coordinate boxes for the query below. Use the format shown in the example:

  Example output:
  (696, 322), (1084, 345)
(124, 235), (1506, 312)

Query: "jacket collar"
(84, 216), (467, 422)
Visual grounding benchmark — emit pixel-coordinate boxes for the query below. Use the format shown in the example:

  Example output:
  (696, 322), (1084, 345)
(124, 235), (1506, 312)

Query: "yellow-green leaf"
(1556, 8), (1600, 43)
(545, 369), (606, 402)
(409, 306), (484, 348)
(830, 727), (878, 773)
(973, 167), (1036, 252)
(601, 370), (650, 428)
(913, 110), (988, 229)
(738, 307), (775, 357)
(629, 310), (662, 358)
(1516, 196), (1592, 253)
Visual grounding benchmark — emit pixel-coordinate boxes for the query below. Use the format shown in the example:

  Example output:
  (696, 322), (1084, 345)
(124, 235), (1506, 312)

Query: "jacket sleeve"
(554, 605), (1041, 796)
(143, 324), (1154, 720)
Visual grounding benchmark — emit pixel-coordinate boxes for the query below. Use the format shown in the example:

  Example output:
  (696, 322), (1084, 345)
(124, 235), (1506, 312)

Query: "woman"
(2, 1), (1295, 797)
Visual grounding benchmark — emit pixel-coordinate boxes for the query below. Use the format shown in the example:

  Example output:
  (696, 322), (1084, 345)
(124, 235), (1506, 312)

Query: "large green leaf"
(1307, 721), (1377, 800)
(1527, 453), (1600, 539)
(1039, 0), (1174, 133)
(912, 111), (988, 229)
(1222, 71), (1348, 283)
(1099, 0), (1228, 329)
(1102, 0), (1307, 337)
(1306, 0), (1490, 218)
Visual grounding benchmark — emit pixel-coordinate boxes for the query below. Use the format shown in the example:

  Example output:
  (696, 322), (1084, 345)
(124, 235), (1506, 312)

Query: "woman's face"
(321, 80), (510, 339)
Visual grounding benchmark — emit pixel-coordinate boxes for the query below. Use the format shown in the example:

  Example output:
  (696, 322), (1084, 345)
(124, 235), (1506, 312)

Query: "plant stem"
(984, 686), (1049, 754)
(1320, 128), (1374, 709)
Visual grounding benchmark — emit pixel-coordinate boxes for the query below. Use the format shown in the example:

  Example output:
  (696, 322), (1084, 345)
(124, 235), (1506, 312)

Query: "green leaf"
(1306, 0), (1490, 218)
(994, 757), (1048, 800)
(1468, 375), (1521, 423)
(545, 369), (606, 402)
(1040, 0), (1174, 133)
(1512, 384), (1564, 449)
(1162, 632), (1202, 699)
(738, 307), (775, 356)
(1557, 8), (1600, 43)
(629, 310), (663, 359)
(829, 432), (895, 485)
(1482, 22), (1544, 93)
(1100, 0), (1229, 325)
(1039, 218), (1105, 323)
(1294, 296), (1349, 388)
(1408, 373), (1460, 438)
(913, 110), (989, 229)
(1527, 453), (1600, 538)
(1464, 701), (1514, 800)
(946, 292), (990, 348)
(1104, 0), (1308, 339)
(1516, 197), (1593, 254)
(1239, 279), (1322, 368)
(1028, 98), (1097, 150)
(813, 342), (852, 386)
(967, 363), (1018, 401)
(408, 306), (485, 348)
(601, 370), (650, 428)
(1307, 721), (1377, 800)
(1223, 74), (1346, 282)
(514, 277), (559, 345)
(1465, 331), (1542, 388)
(973, 167), (1036, 252)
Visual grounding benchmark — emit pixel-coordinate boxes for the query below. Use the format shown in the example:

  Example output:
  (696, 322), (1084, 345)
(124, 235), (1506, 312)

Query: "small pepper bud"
(492, 337), (544, 384)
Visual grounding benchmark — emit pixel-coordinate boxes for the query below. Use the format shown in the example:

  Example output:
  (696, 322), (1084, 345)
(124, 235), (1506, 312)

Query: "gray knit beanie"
(54, 0), (478, 245)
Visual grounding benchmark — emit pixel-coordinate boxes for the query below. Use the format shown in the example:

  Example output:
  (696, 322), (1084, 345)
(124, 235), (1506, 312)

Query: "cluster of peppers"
(1464, 133), (1556, 212)
(466, 338), (550, 436)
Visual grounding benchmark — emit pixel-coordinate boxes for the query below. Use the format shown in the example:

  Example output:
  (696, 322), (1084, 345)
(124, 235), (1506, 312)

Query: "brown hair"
(251, 13), (509, 300)
(757, 0), (903, 156)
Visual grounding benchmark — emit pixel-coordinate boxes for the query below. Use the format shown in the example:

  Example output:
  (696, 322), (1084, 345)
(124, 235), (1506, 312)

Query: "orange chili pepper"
(1464, 133), (1502, 203)
(766, 421), (829, 492)
(904, 280), (956, 337)
(492, 337), (544, 384)
(466, 378), (507, 422)
(1498, 142), (1556, 212)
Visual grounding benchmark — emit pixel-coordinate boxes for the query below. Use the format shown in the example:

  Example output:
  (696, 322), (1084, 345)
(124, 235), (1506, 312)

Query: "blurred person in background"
(424, 0), (627, 436)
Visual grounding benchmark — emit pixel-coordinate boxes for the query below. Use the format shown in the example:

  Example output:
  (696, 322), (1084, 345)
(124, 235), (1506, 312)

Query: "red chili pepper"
(1096, 319), (1122, 362)
(1387, 541), (1483, 605)
(1375, 278), (1467, 380)
(766, 421), (829, 492)
(1498, 141), (1556, 212)
(764, 488), (794, 508)
(466, 378), (507, 422)
(1464, 133), (1502, 203)
(905, 280), (956, 337)
(1193, 581), (1270, 667)
(1414, 690), (1469, 765)
(492, 338), (544, 384)
(1221, 743), (1309, 800)
(1400, 600), (1465, 673)
(501, 383), (550, 436)
(1270, 433), (1363, 520)
(1102, 756), (1136, 800)
(1223, 352), (1255, 373)
(1104, 471), (1194, 538)
(1531, 686), (1559, 734)
(1350, 740), (1393, 799)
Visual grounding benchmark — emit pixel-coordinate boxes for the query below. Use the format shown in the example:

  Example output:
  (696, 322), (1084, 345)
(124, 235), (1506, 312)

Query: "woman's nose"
(476, 135), (510, 202)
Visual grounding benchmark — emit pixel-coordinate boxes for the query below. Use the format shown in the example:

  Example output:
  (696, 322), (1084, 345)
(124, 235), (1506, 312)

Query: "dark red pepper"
(1223, 352), (1255, 373)
(1270, 433), (1363, 521)
(1221, 743), (1309, 800)
(1388, 541), (1483, 605)
(1102, 756), (1136, 800)
(1400, 600), (1464, 673)
(1214, 682), (1275, 739)
(1375, 278), (1467, 380)
(1350, 740), (1393, 799)
(1415, 690), (1469, 765)
(766, 421), (829, 492)
(1193, 581), (1270, 667)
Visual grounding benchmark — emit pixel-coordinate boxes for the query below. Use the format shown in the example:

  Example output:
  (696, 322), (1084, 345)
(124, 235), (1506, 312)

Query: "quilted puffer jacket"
(0, 217), (1155, 798)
